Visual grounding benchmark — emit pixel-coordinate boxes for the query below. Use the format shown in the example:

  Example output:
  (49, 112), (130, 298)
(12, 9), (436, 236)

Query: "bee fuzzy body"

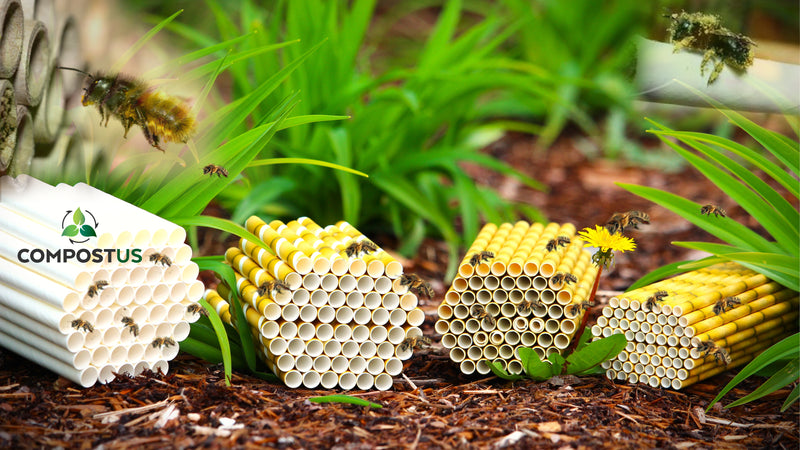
(701, 204), (726, 217)
(203, 164), (228, 178)
(468, 251), (494, 267)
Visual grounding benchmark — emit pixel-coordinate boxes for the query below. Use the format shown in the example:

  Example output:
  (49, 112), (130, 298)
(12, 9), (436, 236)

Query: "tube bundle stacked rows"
(1, 0), (84, 176)
(595, 262), (799, 389)
(436, 222), (599, 375)
(0, 174), (204, 387)
(204, 216), (426, 390)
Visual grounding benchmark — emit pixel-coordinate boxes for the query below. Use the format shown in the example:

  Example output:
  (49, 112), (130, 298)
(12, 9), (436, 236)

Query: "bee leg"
(708, 60), (724, 85)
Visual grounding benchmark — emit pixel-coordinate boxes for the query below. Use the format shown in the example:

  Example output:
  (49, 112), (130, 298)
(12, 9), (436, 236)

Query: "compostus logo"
(61, 208), (98, 244)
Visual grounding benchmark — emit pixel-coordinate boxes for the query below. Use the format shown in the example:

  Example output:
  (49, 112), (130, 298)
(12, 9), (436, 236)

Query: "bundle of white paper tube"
(0, 174), (204, 387)
(204, 216), (426, 391)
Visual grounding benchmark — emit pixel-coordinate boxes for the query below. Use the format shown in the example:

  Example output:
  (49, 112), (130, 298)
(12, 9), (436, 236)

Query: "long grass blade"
(247, 157), (368, 177)
(111, 10), (184, 73)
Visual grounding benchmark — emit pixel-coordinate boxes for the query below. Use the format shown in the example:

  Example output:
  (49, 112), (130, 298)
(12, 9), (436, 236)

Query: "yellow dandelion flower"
(578, 225), (636, 253)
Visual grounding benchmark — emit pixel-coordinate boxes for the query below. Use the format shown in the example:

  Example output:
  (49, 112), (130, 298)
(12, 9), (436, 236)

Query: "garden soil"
(1, 134), (797, 449)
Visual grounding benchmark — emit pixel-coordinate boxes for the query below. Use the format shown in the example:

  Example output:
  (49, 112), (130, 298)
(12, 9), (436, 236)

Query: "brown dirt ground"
(1, 133), (798, 449)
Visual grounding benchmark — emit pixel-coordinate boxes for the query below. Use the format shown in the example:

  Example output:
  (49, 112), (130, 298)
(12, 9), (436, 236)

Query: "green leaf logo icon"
(73, 208), (85, 226)
(62, 225), (79, 237)
(80, 225), (97, 237)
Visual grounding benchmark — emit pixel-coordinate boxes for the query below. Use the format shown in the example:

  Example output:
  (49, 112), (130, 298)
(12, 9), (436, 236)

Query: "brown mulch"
(1, 133), (798, 449)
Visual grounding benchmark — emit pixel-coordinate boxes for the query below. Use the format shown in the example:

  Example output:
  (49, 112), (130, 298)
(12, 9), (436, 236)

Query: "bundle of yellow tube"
(435, 221), (600, 375)
(203, 216), (426, 390)
(595, 262), (799, 389)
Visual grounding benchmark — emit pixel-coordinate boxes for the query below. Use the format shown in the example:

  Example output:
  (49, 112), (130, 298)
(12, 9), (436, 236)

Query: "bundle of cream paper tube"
(436, 221), (599, 375)
(595, 262), (799, 390)
(0, 174), (204, 387)
(204, 216), (426, 391)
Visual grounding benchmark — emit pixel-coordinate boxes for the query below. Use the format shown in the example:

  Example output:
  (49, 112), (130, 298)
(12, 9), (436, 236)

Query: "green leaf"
(61, 225), (79, 237)
(171, 216), (269, 250)
(727, 359), (799, 408)
(782, 383), (800, 412)
(566, 333), (627, 376)
(79, 225), (97, 238)
(196, 297), (232, 385)
(111, 10), (183, 73)
(308, 395), (382, 408)
(547, 352), (566, 377)
(518, 347), (554, 380)
(247, 157), (368, 178)
(489, 360), (525, 381)
(73, 208), (85, 226)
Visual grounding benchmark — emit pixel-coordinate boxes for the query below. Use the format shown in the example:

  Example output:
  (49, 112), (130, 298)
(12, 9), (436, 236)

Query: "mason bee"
(86, 280), (109, 298)
(71, 319), (94, 333)
(121, 317), (139, 337)
(399, 274), (434, 299)
(59, 67), (195, 152)
(605, 211), (650, 235)
(203, 164), (228, 178)
(399, 335), (432, 352)
(566, 300), (593, 316)
(344, 239), (378, 258)
(149, 252), (172, 267)
(643, 290), (668, 312)
(695, 340), (731, 365)
(517, 297), (542, 314)
(713, 296), (741, 316)
(551, 272), (578, 286)
(186, 303), (207, 316)
(257, 279), (290, 298)
(151, 337), (176, 349)
(545, 236), (571, 252)
(470, 305), (496, 327)
(667, 11), (755, 84)
(700, 204), (726, 218)
(468, 250), (494, 267)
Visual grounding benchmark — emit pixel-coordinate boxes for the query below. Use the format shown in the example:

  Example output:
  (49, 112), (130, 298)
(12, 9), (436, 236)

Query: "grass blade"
(247, 157), (368, 178)
(308, 395), (382, 408)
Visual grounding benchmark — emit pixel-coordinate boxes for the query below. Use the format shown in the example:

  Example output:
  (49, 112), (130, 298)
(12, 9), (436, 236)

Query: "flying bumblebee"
(399, 274), (434, 299)
(695, 340), (731, 365)
(399, 335), (432, 352)
(567, 300), (593, 316)
(470, 305), (496, 327)
(667, 11), (755, 84)
(71, 319), (94, 333)
(186, 303), (207, 316)
(700, 204), (726, 218)
(605, 210), (650, 235)
(344, 239), (378, 258)
(149, 252), (172, 267)
(468, 250), (494, 267)
(551, 272), (578, 286)
(59, 67), (196, 152)
(151, 337), (177, 349)
(121, 316), (139, 337)
(86, 280), (109, 298)
(545, 236), (571, 252)
(713, 296), (741, 316)
(257, 279), (290, 298)
(643, 290), (668, 312)
(203, 164), (228, 178)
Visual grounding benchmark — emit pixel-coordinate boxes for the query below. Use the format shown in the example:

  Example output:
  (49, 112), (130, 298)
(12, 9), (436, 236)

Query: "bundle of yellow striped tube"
(203, 216), (426, 390)
(435, 221), (600, 375)
(0, 175), (204, 387)
(595, 262), (799, 390)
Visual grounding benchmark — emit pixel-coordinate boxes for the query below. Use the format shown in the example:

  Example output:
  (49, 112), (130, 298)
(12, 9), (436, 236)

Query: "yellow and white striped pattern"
(595, 262), (799, 389)
(437, 222), (599, 375)
(205, 216), (424, 391)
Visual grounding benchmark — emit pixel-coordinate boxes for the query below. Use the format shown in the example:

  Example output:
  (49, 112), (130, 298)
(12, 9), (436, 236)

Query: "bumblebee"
(71, 319), (94, 333)
(399, 335), (432, 352)
(121, 316), (139, 337)
(605, 211), (650, 235)
(186, 303), (207, 316)
(700, 204), (726, 217)
(545, 236), (571, 252)
(344, 239), (378, 258)
(643, 290), (668, 312)
(695, 340), (731, 365)
(86, 280), (109, 298)
(517, 297), (542, 314)
(470, 305), (496, 327)
(59, 67), (195, 151)
(203, 164), (228, 178)
(713, 296), (741, 316)
(468, 250), (494, 267)
(667, 11), (755, 84)
(151, 337), (177, 349)
(257, 279), (290, 298)
(149, 252), (172, 267)
(566, 300), (593, 316)
(551, 272), (577, 286)
(399, 274), (434, 299)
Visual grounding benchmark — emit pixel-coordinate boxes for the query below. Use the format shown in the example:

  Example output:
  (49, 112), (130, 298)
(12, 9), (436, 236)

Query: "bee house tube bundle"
(206, 216), (424, 390)
(0, 174), (204, 387)
(0, 0), (24, 79)
(594, 262), (799, 389)
(437, 221), (599, 375)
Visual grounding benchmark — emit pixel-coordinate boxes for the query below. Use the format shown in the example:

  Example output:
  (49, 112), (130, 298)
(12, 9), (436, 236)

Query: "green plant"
(621, 108), (798, 409)
(489, 328), (627, 381)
